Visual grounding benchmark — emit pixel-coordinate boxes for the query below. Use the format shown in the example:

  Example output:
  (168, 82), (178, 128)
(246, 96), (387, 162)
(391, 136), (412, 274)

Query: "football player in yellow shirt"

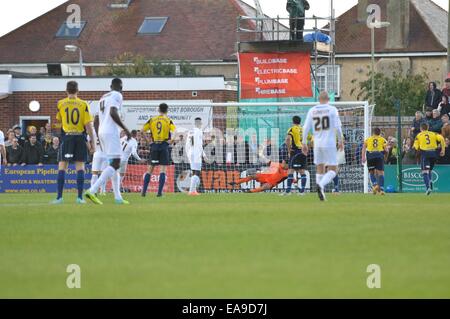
(281, 116), (308, 195)
(413, 122), (445, 195)
(52, 81), (95, 204)
(141, 103), (176, 197)
(362, 128), (388, 195)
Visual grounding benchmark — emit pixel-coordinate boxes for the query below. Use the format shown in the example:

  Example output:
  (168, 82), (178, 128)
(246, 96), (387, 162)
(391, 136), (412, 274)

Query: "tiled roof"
(410, 0), (447, 48)
(334, 0), (447, 54)
(0, 0), (255, 64)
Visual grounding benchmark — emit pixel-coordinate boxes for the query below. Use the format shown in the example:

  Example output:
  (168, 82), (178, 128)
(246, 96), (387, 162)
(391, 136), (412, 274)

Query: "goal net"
(120, 102), (373, 194)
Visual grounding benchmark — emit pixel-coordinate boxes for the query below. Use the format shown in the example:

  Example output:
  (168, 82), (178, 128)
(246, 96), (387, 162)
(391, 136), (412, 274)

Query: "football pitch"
(0, 192), (449, 298)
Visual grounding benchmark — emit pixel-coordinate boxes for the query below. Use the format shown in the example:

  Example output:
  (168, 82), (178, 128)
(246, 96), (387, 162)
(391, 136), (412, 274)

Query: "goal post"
(122, 101), (374, 194)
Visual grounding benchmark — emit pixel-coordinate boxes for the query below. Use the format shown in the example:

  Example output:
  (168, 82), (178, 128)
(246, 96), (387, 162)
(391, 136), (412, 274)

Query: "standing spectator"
(44, 122), (53, 137)
(279, 142), (289, 164)
(172, 134), (185, 161)
(438, 95), (450, 118)
(4, 130), (15, 147)
(28, 125), (37, 136)
(429, 109), (443, 133)
(0, 128), (6, 166)
(13, 125), (26, 147)
(138, 137), (150, 160)
(136, 130), (142, 141)
(6, 138), (23, 166)
(441, 114), (450, 139)
(234, 135), (250, 165)
(206, 135), (220, 164)
(20, 135), (44, 166)
(42, 133), (53, 151)
(425, 82), (442, 109)
(224, 135), (234, 164)
(437, 138), (450, 164)
(248, 134), (259, 164)
(425, 107), (433, 123)
(402, 137), (417, 165)
(410, 111), (425, 139)
(43, 136), (60, 165)
(39, 127), (46, 143)
(286, 0), (310, 41)
(26, 125), (41, 142)
(259, 139), (273, 163)
(386, 138), (398, 165)
(442, 78), (450, 97)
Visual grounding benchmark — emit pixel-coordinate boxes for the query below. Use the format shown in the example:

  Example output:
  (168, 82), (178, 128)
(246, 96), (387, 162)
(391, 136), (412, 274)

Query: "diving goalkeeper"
(229, 161), (290, 193)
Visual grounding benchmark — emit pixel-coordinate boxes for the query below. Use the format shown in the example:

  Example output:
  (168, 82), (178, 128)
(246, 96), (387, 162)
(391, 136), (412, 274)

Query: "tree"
(97, 52), (197, 77)
(350, 63), (429, 116)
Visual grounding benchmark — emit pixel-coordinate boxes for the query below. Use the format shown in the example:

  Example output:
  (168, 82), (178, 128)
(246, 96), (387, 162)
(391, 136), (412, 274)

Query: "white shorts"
(189, 154), (202, 171)
(92, 150), (108, 172)
(336, 149), (346, 165)
(99, 133), (122, 159)
(119, 161), (128, 174)
(314, 147), (337, 166)
(190, 162), (202, 171)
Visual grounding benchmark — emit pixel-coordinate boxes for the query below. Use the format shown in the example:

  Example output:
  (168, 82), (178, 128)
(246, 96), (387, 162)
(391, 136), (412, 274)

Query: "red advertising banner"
(119, 164), (175, 193)
(238, 52), (312, 99)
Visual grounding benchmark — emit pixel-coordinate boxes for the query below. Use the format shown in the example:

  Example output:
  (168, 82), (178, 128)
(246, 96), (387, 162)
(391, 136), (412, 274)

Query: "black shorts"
(59, 135), (87, 163)
(367, 152), (384, 171)
(421, 150), (437, 171)
(367, 158), (384, 171)
(289, 150), (307, 170)
(150, 142), (170, 166)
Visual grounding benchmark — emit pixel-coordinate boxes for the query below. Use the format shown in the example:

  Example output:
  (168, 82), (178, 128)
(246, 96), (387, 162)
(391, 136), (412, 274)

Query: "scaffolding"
(237, 0), (338, 99)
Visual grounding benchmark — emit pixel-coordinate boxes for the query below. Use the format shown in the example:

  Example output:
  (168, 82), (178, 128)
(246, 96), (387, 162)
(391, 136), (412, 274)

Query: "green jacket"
(286, 0), (310, 17)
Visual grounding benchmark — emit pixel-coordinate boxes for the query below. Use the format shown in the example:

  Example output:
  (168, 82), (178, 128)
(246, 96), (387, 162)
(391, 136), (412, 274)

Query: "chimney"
(357, 0), (369, 23)
(386, 0), (410, 49)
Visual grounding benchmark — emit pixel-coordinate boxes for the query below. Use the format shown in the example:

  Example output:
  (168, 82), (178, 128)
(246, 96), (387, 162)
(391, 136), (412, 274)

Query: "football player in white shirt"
(325, 135), (346, 195)
(88, 102), (108, 195)
(90, 133), (108, 195)
(119, 130), (142, 186)
(0, 129), (6, 167)
(302, 91), (344, 201)
(185, 118), (204, 196)
(85, 78), (131, 205)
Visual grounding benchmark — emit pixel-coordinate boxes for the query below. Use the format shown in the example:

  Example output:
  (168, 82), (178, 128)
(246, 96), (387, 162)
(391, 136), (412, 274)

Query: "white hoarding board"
(89, 100), (213, 132)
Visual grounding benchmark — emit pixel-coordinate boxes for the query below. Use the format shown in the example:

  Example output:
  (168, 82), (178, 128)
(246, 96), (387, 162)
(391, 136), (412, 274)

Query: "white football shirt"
(186, 127), (203, 162)
(88, 101), (103, 150)
(120, 136), (141, 162)
(98, 91), (123, 136)
(302, 104), (343, 148)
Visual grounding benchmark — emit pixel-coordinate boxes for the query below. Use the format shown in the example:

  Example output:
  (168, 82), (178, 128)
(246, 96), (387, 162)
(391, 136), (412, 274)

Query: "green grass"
(0, 192), (450, 298)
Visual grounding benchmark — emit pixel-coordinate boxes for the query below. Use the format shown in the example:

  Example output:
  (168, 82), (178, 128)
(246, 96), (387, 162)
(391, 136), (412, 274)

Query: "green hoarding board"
(236, 95), (336, 145)
(385, 165), (450, 193)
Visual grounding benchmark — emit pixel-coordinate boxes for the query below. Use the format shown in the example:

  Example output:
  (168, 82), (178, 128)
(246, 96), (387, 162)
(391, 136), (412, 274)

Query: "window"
(314, 65), (341, 98)
(138, 17), (168, 35)
(56, 21), (86, 38)
(109, 0), (133, 9)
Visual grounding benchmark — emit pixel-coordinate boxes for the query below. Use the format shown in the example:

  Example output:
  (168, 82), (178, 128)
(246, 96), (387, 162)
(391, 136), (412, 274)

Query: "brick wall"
(0, 90), (237, 132)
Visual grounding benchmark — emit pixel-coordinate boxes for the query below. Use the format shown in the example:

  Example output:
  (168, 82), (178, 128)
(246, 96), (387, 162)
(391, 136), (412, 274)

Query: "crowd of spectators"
(134, 130), (275, 167)
(402, 79), (450, 165)
(2, 123), (270, 168)
(2, 124), (60, 166)
(2, 118), (449, 168)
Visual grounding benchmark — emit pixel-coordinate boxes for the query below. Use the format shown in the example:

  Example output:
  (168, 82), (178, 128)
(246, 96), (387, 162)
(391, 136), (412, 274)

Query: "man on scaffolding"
(287, 0), (310, 41)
